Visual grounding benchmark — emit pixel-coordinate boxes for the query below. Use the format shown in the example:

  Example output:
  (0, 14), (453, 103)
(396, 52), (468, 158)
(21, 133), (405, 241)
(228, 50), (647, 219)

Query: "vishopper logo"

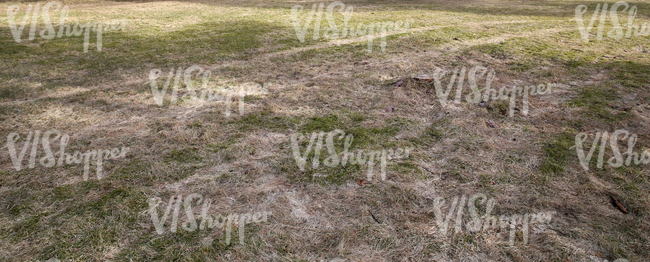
(573, 1), (650, 42)
(430, 193), (555, 246)
(418, 65), (556, 117)
(291, 129), (412, 181)
(574, 129), (650, 171)
(6, 1), (128, 52)
(290, 1), (413, 53)
(147, 193), (271, 245)
(4, 130), (129, 181)
(148, 65), (269, 117)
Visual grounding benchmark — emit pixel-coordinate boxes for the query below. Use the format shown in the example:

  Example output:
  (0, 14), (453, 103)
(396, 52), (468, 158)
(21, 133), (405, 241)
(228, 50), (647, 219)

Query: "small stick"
(369, 210), (381, 224)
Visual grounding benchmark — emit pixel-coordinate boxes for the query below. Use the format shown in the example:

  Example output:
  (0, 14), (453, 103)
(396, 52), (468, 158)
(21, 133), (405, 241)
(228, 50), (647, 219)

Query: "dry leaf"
(393, 79), (403, 88)
(609, 196), (629, 214)
(609, 104), (628, 111)
(485, 119), (500, 128)
(413, 75), (434, 82)
(357, 179), (365, 186)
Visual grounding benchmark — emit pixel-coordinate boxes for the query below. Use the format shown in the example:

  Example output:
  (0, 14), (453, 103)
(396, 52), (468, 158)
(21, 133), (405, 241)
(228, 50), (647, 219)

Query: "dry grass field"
(0, 0), (649, 261)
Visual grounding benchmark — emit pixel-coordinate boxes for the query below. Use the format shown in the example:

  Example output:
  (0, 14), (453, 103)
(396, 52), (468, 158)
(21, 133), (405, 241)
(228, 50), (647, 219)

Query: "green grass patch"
(540, 131), (576, 175)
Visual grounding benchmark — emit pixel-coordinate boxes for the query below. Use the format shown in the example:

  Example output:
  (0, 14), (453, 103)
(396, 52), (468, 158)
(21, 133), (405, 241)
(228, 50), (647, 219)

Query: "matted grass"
(0, 0), (649, 261)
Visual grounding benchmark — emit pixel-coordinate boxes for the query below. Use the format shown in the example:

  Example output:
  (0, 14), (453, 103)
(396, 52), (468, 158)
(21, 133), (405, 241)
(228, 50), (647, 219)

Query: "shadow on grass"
(105, 0), (650, 19)
(0, 18), (288, 87)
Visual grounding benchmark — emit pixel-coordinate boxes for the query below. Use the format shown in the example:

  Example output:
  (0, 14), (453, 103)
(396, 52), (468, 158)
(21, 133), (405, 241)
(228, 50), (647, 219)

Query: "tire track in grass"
(205, 20), (541, 71)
